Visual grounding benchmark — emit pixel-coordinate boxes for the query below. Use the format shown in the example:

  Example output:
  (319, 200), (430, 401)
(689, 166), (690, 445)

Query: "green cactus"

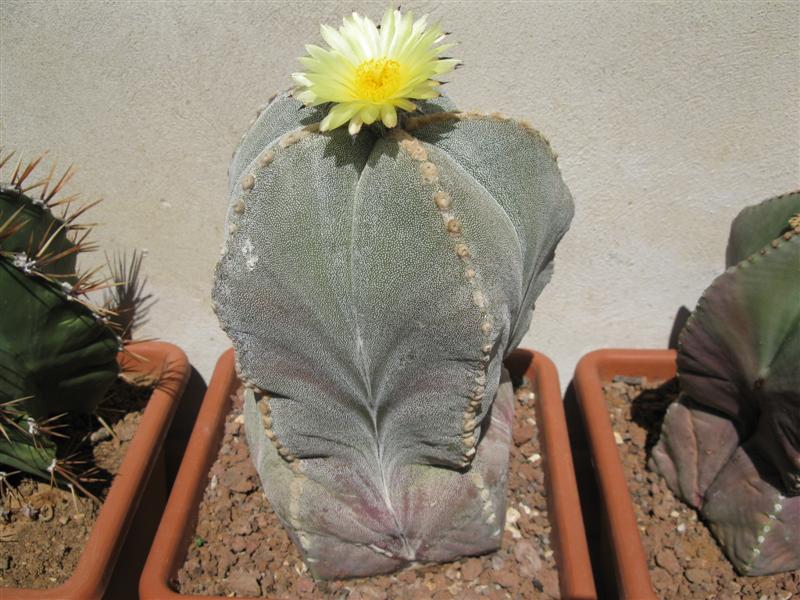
(0, 151), (120, 483)
(213, 92), (573, 577)
(651, 191), (800, 575)
(0, 397), (58, 480)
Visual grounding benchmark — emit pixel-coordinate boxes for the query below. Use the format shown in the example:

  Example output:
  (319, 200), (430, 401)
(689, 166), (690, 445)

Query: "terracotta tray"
(2, 341), (191, 600)
(572, 348), (677, 600)
(141, 348), (596, 599)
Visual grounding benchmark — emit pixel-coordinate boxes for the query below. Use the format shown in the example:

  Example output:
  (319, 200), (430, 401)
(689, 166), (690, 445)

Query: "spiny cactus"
(213, 89), (573, 577)
(651, 191), (800, 576)
(0, 150), (121, 487)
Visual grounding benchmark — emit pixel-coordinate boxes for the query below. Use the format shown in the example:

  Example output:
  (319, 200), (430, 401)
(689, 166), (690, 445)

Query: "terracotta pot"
(140, 348), (597, 600)
(1, 341), (191, 600)
(571, 349), (676, 600)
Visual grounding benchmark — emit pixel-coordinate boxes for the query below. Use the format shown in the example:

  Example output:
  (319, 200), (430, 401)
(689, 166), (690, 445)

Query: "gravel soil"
(0, 378), (151, 589)
(176, 379), (561, 599)
(604, 377), (800, 600)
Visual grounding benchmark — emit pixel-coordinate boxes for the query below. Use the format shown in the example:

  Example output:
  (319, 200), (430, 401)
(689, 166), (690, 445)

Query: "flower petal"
(360, 104), (380, 125)
(320, 103), (360, 131)
(380, 104), (398, 128)
(294, 9), (458, 131)
(348, 115), (364, 135)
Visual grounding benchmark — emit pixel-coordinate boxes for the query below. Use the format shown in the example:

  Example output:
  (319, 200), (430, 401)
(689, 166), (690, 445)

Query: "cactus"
(213, 90), (573, 577)
(651, 191), (800, 575)
(0, 151), (120, 486)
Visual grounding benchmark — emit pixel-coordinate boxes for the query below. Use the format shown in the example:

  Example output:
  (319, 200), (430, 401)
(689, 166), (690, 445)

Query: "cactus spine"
(0, 150), (120, 486)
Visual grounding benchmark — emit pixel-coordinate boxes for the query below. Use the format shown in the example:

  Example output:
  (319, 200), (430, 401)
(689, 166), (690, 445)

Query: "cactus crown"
(0, 150), (123, 488)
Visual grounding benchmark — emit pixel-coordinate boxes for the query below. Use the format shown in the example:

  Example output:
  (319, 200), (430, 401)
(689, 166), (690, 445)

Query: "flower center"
(354, 58), (401, 102)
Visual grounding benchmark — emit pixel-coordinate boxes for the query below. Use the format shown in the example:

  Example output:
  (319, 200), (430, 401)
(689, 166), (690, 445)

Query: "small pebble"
(38, 504), (54, 522)
(89, 427), (112, 443)
(612, 375), (644, 385)
(461, 557), (483, 581)
(296, 576), (314, 593)
(20, 504), (39, 521)
(685, 568), (710, 585)
(505, 507), (521, 525)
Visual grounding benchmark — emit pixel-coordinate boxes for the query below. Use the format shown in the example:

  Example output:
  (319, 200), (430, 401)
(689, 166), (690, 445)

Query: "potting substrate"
(603, 376), (800, 600)
(175, 380), (561, 599)
(0, 376), (152, 588)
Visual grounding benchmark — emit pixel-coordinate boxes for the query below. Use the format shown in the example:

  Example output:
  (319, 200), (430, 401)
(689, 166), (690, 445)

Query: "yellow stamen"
(354, 58), (401, 102)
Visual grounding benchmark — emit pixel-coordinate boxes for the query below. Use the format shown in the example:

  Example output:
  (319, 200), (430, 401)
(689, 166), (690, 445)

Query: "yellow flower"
(292, 9), (459, 135)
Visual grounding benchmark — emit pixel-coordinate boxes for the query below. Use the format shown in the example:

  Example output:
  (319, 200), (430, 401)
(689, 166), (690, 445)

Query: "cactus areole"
(213, 9), (574, 578)
(652, 191), (800, 576)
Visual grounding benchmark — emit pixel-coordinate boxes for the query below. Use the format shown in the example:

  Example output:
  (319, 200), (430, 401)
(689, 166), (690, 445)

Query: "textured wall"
(1, 1), (798, 382)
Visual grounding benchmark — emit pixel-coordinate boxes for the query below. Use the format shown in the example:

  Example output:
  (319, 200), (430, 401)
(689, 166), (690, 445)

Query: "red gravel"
(0, 379), (151, 589)
(175, 380), (561, 598)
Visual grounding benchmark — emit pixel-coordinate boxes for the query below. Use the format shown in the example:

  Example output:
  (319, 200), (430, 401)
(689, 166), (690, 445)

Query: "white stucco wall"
(1, 1), (798, 383)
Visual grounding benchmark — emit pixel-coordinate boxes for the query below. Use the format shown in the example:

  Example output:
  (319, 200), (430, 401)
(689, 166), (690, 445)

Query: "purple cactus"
(652, 191), (800, 575)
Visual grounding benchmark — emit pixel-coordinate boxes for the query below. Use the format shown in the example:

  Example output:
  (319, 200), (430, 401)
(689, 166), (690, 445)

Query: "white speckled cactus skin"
(213, 92), (573, 578)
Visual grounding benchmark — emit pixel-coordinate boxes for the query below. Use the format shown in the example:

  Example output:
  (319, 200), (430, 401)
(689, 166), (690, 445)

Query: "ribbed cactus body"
(0, 260), (119, 418)
(213, 93), (573, 576)
(0, 188), (76, 278)
(652, 191), (800, 575)
(0, 392), (57, 480)
(0, 183), (119, 478)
